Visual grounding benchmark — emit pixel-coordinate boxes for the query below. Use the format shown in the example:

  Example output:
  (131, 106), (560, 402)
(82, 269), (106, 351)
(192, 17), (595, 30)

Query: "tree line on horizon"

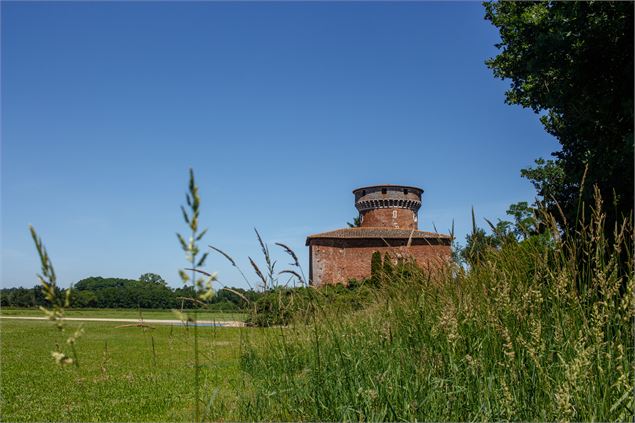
(0, 273), (260, 310)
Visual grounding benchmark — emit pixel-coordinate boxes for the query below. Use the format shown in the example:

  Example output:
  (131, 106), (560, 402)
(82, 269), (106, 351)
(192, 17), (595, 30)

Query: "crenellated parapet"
(353, 185), (423, 230)
(355, 198), (421, 213)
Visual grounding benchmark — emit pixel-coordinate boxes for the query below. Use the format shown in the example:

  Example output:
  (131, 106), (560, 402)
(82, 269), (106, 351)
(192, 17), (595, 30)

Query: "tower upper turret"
(353, 185), (423, 230)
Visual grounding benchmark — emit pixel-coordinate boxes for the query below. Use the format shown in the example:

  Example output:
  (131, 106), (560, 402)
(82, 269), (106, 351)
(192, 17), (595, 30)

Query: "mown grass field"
(0, 308), (247, 322)
(0, 319), (255, 421)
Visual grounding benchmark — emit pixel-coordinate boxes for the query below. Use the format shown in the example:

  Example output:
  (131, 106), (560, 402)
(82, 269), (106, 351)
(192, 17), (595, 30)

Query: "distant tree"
(519, 159), (566, 214)
(73, 277), (175, 308)
(504, 201), (540, 240)
(485, 1), (634, 231)
(461, 204), (540, 267)
(214, 287), (253, 308)
(139, 273), (167, 286)
(462, 226), (493, 268)
(75, 277), (126, 291)
(1, 278), (259, 311)
(0, 286), (55, 308)
(347, 216), (362, 228)
(5, 288), (31, 307)
(71, 290), (98, 308)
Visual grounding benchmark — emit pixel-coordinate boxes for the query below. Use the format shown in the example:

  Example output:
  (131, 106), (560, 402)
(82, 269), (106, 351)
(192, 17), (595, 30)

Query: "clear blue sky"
(1, 1), (558, 290)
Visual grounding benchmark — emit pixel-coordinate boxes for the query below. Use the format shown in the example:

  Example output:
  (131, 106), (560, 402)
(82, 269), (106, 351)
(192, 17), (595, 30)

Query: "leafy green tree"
(462, 204), (542, 267)
(71, 290), (98, 308)
(485, 1), (634, 230)
(139, 273), (167, 286)
(519, 159), (565, 213)
(1, 280), (266, 310)
(214, 287), (251, 308)
(347, 216), (362, 228)
(75, 277), (125, 291)
(2, 288), (34, 307)
(505, 201), (540, 240)
(462, 227), (492, 267)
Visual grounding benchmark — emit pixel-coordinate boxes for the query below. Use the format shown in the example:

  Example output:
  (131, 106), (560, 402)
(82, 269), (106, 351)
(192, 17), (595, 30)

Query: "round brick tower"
(353, 185), (423, 230)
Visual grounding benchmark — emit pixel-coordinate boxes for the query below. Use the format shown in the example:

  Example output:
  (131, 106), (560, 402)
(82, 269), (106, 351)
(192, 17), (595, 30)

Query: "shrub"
(247, 282), (380, 327)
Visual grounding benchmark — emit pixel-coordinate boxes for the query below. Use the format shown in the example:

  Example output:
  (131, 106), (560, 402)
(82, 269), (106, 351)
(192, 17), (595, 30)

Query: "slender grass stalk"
(29, 225), (83, 368)
(176, 168), (212, 422)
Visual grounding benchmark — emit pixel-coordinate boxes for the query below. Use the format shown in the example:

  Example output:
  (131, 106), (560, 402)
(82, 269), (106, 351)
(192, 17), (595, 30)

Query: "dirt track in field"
(0, 315), (244, 327)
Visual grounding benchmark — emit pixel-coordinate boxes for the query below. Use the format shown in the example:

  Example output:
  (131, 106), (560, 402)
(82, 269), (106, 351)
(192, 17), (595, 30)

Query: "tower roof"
(305, 227), (450, 245)
(352, 184), (423, 195)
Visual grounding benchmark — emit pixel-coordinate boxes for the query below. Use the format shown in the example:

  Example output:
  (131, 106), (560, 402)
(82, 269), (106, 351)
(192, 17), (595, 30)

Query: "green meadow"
(0, 308), (247, 322)
(3, 206), (633, 421)
(3, 191), (633, 422)
(0, 319), (252, 422)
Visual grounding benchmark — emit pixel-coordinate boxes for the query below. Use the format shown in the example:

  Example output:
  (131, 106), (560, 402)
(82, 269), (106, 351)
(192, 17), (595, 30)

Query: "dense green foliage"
(347, 216), (362, 228)
(462, 202), (541, 267)
(247, 283), (374, 327)
(247, 253), (423, 327)
(237, 199), (634, 421)
(0, 274), (259, 311)
(0, 285), (53, 308)
(74, 276), (180, 309)
(485, 1), (634, 231)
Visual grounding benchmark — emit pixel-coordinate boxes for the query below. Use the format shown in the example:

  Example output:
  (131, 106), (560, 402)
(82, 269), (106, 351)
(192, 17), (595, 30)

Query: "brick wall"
(360, 208), (418, 229)
(309, 238), (451, 286)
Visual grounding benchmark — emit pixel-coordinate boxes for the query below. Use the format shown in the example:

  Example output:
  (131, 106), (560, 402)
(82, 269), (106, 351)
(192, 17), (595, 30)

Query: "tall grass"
(175, 168), (217, 423)
(25, 174), (633, 421)
(29, 225), (84, 367)
(237, 192), (634, 421)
